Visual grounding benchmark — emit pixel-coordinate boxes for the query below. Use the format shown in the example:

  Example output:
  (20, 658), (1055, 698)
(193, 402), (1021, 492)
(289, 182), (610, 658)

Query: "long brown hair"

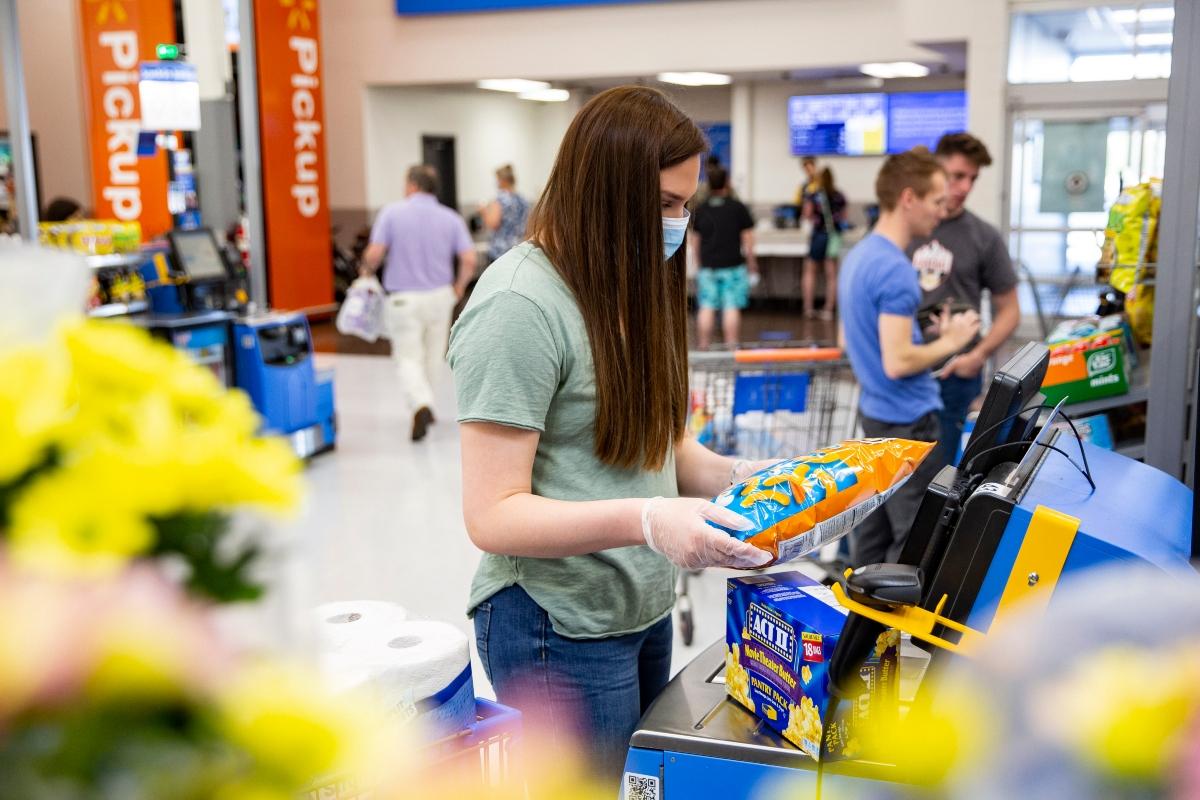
(528, 86), (705, 471)
(819, 167), (838, 197)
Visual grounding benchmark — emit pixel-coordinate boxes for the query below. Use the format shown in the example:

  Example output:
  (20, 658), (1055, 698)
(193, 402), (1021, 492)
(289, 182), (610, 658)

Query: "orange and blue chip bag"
(709, 438), (934, 565)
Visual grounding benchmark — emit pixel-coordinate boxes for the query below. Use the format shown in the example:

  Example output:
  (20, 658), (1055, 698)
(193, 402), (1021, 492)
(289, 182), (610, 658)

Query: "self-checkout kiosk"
(133, 226), (336, 458)
(623, 342), (1194, 798)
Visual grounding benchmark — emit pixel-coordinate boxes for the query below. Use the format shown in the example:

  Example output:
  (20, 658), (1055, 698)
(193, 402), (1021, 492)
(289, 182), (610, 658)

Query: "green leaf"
(0, 448), (60, 531)
(149, 513), (264, 604)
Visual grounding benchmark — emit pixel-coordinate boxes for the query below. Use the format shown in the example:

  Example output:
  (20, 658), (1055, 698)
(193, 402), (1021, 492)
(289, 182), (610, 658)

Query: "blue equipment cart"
(234, 311), (336, 458)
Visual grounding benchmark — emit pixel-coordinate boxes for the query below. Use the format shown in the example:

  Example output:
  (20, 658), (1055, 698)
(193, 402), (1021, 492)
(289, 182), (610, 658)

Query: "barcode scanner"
(828, 564), (923, 699)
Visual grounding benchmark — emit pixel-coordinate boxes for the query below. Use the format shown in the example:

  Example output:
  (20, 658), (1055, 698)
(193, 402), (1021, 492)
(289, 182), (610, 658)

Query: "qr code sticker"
(624, 772), (660, 800)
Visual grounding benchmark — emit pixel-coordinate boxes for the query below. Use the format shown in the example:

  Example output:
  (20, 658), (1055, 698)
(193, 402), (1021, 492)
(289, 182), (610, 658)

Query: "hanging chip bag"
(709, 438), (934, 565)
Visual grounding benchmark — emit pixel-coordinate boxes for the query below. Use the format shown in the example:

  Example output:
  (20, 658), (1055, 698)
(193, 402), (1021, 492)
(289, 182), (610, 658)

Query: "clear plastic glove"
(730, 459), (782, 485)
(641, 496), (774, 570)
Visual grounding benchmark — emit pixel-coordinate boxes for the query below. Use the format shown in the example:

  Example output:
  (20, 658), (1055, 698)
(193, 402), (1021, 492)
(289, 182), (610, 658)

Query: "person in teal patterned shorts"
(690, 166), (758, 348)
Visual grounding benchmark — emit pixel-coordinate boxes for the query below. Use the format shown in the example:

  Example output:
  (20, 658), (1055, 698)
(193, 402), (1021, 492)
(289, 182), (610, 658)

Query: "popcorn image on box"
(726, 571), (898, 760)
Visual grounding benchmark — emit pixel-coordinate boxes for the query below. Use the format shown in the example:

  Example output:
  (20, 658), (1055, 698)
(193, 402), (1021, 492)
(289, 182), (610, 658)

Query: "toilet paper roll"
(319, 620), (474, 738)
(312, 600), (409, 653)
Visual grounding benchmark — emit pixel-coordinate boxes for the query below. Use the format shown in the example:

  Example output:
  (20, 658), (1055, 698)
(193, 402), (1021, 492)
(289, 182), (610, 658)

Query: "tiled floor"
(256, 352), (828, 702)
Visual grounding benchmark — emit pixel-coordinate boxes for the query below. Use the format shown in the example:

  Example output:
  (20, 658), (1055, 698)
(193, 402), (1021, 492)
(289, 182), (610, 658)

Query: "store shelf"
(88, 301), (148, 318)
(84, 253), (147, 270)
(1058, 361), (1150, 418)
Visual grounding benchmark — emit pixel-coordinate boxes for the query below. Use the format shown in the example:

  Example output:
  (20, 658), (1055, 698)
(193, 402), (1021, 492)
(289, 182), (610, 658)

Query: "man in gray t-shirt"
(907, 133), (1020, 466)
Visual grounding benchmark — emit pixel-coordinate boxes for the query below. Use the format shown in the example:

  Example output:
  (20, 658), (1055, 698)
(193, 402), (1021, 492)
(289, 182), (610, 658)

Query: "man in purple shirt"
(361, 165), (478, 441)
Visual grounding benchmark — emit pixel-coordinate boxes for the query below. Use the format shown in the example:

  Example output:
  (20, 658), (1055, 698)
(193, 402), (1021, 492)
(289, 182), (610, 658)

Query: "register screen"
(172, 230), (227, 280)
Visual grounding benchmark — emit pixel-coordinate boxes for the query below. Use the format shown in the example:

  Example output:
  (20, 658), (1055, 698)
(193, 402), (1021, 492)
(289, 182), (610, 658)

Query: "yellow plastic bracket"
(829, 504), (1081, 659)
(829, 580), (987, 658)
(987, 504), (1079, 639)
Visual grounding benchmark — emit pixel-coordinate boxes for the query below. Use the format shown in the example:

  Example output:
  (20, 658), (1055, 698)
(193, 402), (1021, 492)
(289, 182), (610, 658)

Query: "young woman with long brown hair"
(448, 86), (771, 779)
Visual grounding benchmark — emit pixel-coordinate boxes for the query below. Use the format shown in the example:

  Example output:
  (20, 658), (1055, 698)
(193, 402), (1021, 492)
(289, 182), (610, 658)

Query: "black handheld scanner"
(828, 564), (923, 698)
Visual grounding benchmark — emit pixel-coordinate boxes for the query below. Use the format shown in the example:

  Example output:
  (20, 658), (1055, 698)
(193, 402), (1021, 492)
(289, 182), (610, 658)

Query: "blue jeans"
(937, 373), (984, 467)
(473, 584), (673, 783)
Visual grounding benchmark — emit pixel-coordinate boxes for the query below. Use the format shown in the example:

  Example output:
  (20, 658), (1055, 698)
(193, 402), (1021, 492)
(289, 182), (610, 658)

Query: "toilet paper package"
(313, 600), (410, 652)
(318, 619), (475, 738)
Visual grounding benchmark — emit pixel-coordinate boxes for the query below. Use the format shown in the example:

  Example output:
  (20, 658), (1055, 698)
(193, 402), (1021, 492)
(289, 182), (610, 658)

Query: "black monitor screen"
(170, 228), (227, 281)
(959, 342), (1050, 478)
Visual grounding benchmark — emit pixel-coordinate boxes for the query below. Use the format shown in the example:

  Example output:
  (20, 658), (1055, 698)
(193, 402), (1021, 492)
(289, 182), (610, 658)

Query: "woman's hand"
(641, 497), (772, 570)
(730, 459), (782, 485)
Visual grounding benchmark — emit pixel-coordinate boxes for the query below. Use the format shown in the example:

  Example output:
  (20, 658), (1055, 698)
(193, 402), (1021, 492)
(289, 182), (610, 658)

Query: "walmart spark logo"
(88, 0), (128, 24)
(282, 0), (316, 31)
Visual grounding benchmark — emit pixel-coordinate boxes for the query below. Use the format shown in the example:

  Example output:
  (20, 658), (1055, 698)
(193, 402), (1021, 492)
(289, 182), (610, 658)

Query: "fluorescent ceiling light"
(860, 61), (931, 79)
(476, 79), (551, 93)
(656, 71), (732, 86)
(518, 88), (570, 102)
(1111, 7), (1175, 24)
(1135, 32), (1173, 47)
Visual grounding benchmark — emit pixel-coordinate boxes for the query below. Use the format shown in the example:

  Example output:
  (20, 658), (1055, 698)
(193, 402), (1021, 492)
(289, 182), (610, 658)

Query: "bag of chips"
(1125, 283), (1155, 346)
(709, 438), (934, 564)
(1100, 181), (1161, 270)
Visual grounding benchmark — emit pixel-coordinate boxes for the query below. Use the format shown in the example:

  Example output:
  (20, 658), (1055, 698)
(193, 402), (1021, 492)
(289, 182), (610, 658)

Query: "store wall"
(363, 86), (578, 215)
(322, 0), (1008, 224)
(666, 85), (733, 125)
(361, 74), (981, 214)
(0, 0), (91, 211)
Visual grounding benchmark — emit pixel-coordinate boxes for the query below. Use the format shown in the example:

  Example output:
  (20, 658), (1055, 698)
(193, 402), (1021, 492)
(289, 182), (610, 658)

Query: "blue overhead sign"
(887, 91), (968, 153)
(396, 0), (664, 13)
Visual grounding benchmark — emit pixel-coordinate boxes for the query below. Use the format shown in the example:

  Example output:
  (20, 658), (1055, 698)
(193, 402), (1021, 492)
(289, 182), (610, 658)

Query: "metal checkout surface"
(622, 342), (1195, 798)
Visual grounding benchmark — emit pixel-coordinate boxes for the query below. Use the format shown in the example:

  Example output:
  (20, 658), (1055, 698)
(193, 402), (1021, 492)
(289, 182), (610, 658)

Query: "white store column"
(0, 0), (39, 240)
(731, 81), (753, 202)
(182, 0), (242, 238)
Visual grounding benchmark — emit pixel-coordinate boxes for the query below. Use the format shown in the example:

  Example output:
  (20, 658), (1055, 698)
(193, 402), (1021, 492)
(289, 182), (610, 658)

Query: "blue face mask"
(662, 210), (691, 259)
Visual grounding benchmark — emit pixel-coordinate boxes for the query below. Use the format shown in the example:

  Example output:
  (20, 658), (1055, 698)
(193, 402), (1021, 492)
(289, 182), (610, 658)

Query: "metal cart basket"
(687, 345), (859, 460)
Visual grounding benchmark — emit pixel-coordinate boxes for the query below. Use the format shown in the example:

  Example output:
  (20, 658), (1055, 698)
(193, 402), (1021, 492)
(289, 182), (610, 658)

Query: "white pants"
(383, 285), (456, 412)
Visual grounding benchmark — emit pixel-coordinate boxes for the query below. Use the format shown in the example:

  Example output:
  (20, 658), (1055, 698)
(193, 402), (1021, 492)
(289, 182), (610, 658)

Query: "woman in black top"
(802, 167), (847, 321)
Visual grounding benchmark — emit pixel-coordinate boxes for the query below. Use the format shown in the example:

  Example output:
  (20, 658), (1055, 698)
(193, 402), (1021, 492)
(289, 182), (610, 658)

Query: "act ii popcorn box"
(725, 571), (898, 760)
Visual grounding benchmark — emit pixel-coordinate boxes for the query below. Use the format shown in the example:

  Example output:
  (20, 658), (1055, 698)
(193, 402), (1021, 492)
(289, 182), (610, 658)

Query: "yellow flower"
(217, 663), (408, 789)
(3, 317), (300, 578)
(0, 343), (70, 482)
(212, 779), (295, 800)
(1055, 644), (1200, 780)
(8, 462), (155, 576)
(860, 672), (994, 786)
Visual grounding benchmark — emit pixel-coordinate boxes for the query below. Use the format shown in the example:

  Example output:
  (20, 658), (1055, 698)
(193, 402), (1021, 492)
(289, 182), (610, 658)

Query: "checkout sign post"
(253, 0), (334, 311)
(79, 0), (175, 239)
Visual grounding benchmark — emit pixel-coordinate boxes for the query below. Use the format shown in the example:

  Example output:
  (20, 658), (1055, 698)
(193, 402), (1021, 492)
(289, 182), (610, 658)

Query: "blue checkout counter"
(623, 347), (1195, 798)
(129, 310), (237, 387)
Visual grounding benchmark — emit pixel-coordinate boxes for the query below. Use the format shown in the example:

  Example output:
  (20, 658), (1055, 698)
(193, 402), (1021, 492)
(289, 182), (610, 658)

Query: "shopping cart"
(677, 344), (860, 644)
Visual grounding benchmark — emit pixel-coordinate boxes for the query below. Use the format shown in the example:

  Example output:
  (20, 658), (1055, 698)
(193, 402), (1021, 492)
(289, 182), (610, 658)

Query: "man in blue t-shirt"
(838, 148), (980, 566)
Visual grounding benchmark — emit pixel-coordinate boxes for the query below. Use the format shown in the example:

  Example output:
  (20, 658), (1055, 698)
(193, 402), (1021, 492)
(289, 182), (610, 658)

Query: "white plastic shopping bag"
(336, 276), (386, 342)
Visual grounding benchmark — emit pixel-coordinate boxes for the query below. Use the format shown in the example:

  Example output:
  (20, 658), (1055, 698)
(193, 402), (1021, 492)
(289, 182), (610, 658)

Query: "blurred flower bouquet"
(0, 318), (301, 601)
(0, 566), (405, 800)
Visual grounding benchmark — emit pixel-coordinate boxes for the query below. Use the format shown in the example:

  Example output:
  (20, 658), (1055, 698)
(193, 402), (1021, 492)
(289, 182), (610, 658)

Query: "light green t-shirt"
(447, 242), (679, 639)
